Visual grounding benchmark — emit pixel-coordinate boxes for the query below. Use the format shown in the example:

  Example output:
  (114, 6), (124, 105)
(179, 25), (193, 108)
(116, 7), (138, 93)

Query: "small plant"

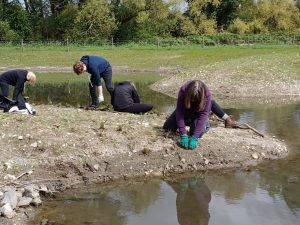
(69, 127), (76, 132)
(141, 147), (152, 155)
(116, 124), (123, 131)
(99, 120), (107, 129)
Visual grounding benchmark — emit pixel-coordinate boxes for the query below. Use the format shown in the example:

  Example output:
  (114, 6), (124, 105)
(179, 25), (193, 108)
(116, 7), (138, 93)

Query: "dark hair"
(73, 61), (85, 75)
(184, 80), (206, 111)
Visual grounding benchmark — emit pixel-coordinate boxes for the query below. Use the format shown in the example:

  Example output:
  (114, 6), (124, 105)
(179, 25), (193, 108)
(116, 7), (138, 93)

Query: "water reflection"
(25, 73), (176, 112)
(168, 178), (211, 225)
(207, 171), (300, 225)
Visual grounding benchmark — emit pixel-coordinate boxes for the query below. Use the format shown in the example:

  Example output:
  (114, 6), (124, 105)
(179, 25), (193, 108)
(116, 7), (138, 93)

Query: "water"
(24, 73), (176, 113)
(26, 76), (299, 225)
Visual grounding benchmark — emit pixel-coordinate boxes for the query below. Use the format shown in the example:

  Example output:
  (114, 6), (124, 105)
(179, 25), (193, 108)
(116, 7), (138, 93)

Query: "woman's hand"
(189, 136), (198, 150)
(180, 134), (189, 148)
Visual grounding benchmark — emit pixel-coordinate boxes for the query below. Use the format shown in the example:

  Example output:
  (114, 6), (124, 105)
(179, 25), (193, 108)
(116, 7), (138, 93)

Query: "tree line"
(0, 0), (299, 41)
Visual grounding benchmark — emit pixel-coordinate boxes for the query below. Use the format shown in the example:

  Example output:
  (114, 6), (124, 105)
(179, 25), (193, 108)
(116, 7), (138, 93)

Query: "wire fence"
(0, 34), (299, 50)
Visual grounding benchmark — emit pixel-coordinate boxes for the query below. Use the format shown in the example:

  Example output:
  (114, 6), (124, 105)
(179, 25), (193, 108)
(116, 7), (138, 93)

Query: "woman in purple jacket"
(163, 80), (237, 150)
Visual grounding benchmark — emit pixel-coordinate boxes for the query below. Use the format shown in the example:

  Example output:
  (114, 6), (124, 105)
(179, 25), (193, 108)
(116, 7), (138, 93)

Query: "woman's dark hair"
(184, 80), (206, 111)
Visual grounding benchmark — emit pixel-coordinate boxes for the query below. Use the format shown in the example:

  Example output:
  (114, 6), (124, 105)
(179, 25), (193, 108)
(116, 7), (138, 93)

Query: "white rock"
(3, 162), (13, 170)
(24, 185), (39, 198)
(18, 197), (33, 207)
(251, 153), (259, 159)
(1, 203), (16, 218)
(204, 158), (210, 165)
(93, 164), (100, 171)
(18, 136), (23, 140)
(4, 174), (16, 180)
(1, 189), (18, 209)
(31, 197), (42, 206)
(30, 142), (38, 148)
(38, 185), (48, 193)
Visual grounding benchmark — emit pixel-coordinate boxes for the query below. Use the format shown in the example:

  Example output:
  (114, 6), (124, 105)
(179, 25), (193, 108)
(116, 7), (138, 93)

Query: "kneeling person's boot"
(225, 115), (239, 128)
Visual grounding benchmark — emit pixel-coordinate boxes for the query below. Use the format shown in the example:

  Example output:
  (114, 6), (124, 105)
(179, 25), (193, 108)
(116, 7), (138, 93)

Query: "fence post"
(157, 38), (160, 49)
(111, 37), (114, 49)
(21, 38), (24, 55)
(202, 36), (204, 48)
(67, 38), (69, 52)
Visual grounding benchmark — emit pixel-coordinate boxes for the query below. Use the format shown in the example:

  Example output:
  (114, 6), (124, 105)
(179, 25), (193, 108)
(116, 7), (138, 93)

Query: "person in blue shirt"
(73, 55), (114, 109)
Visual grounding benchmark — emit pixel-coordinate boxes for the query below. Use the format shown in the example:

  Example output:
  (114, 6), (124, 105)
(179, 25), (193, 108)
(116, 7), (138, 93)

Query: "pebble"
(204, 158), (210, 165)
(30, 142), (38, 148)
(31, 197), (42, 206)
(3, 162), (13, 170)
(93, 164), (100, 171)
(4, 174), (16, 180)
(251, 153), (259, 159)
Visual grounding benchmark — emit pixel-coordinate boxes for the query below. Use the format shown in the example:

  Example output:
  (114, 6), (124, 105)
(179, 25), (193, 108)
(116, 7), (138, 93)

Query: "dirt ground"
(0, 63), (298, 224)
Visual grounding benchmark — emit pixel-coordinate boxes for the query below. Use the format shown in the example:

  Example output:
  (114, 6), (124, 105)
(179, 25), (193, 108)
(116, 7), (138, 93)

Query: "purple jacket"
(176, 81), (211, 138)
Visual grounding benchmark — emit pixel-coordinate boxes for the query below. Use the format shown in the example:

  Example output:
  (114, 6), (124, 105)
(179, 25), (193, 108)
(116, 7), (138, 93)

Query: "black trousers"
(0, 82), (26, 109)
(0, 82), (9, 97)
(117, 103), (153, 114)
(163, 100), (225, 133)
(89, 65), (114, 106)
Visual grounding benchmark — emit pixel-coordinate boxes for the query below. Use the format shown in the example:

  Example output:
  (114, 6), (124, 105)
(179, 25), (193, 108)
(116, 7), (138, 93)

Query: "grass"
(0, 45), (299, 71)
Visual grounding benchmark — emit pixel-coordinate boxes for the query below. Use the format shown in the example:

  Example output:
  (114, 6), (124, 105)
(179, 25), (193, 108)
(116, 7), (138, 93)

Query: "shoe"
(88, 104), (99, 110)
(225, 115), (239, 128)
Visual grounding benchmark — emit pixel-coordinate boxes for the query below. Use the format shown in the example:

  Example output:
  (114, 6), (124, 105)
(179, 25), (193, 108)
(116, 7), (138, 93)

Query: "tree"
(234, 0), (300, 33)
(185, 0), (220, 34)
(216, 0), (245, 30)
(0, 1), (32, 38)
(74, 0), (117, 40)
(112, 0), (174, 39)
(0, 20), (18, 40)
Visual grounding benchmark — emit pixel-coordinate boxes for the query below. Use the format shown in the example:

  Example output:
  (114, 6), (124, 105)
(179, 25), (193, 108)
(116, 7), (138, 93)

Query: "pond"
(26, 74), (299, 225)
(24, 73), (176, 113)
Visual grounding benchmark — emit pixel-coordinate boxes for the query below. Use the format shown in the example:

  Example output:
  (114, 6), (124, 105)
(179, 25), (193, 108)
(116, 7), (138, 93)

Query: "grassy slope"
(0, 45), (299, 71)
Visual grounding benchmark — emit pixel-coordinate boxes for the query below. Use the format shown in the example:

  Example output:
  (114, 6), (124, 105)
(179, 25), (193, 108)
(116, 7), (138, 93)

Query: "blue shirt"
(80, 55), (110, 86)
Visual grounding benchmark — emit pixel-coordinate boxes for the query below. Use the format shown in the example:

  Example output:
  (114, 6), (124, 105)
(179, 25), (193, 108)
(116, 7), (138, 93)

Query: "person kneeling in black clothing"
(112, 81), (153, 114)
(0, 69), (36, 110)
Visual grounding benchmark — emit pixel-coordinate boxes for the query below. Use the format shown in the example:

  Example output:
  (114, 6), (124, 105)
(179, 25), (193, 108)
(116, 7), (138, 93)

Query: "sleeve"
(132, 88), (140, 103)
(13, 78), (25, 100)
(89, 67), (102, 86)
(192, 89), (212, 138)
(176, 88), (187, 136)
